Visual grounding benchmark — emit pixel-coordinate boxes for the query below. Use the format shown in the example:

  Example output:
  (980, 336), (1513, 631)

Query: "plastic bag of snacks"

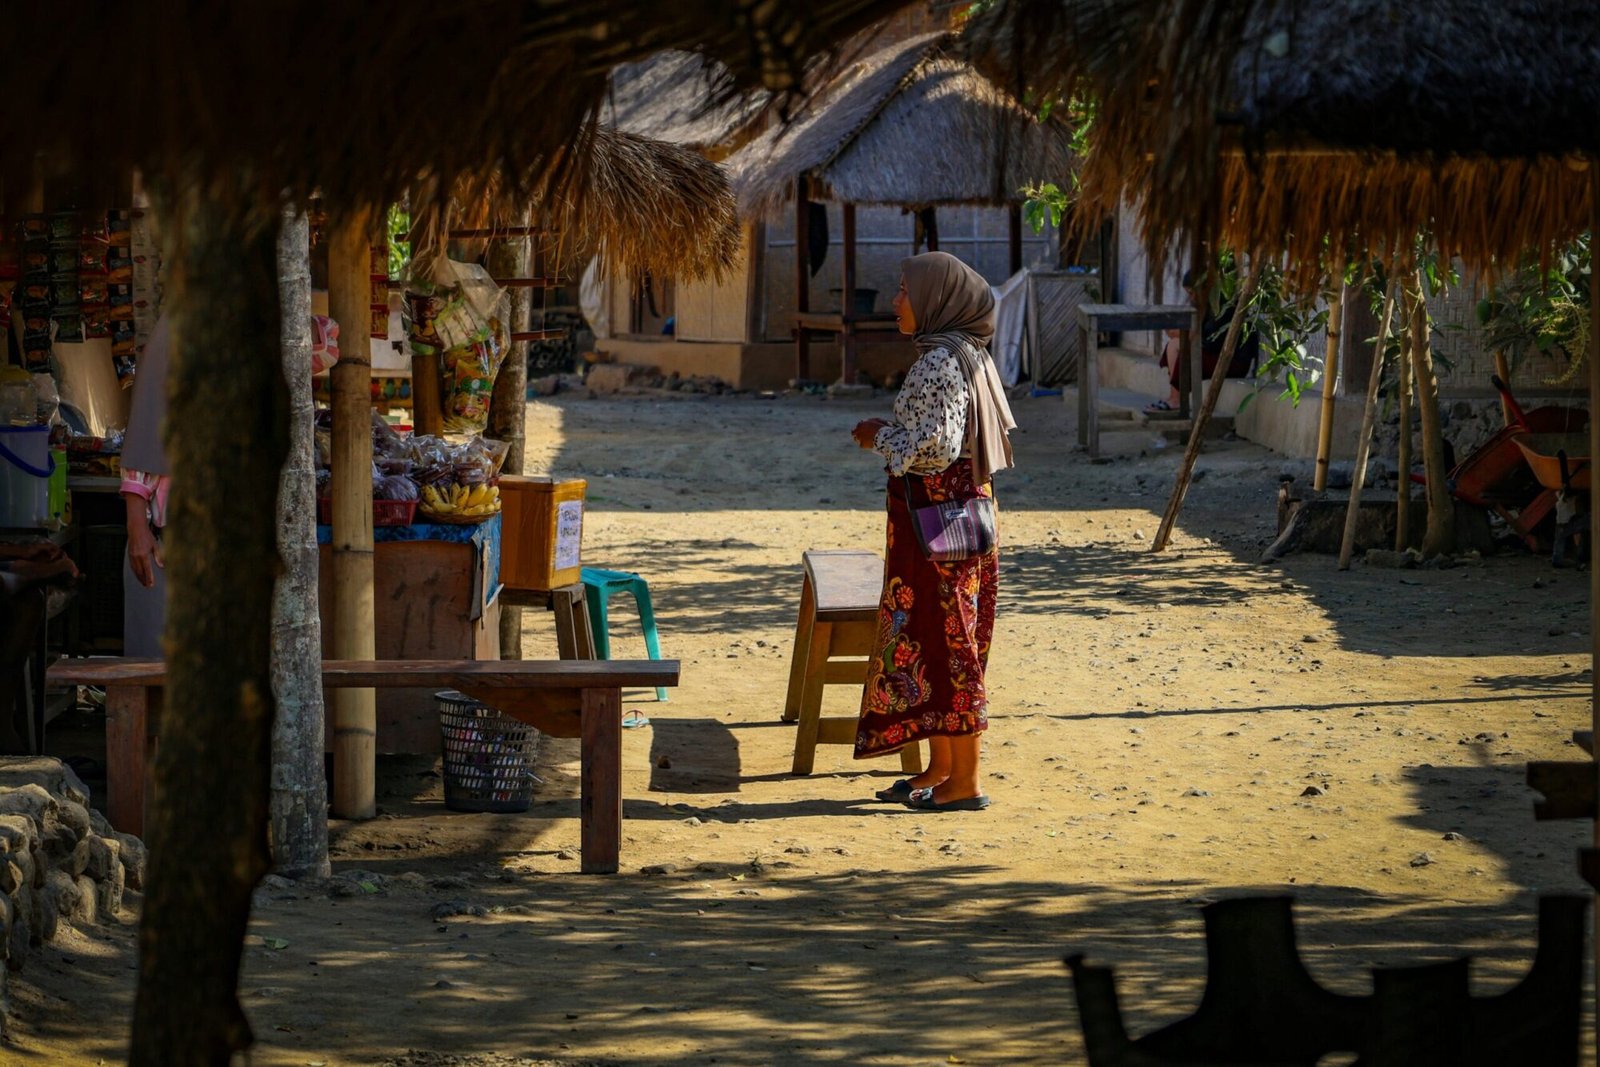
(404, 259), (509, 435)
(410, 433), (508, 523)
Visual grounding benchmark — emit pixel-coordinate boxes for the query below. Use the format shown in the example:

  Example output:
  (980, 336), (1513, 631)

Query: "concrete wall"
(675, 226), (754, 343)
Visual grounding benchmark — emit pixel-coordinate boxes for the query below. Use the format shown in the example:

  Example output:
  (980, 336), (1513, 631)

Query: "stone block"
(84, 836), (120, 882)
(0, 817), (33, 855)
(115, 833), (146, 890)
(586, 362), (650, 395)
(73, 876), (97, 926)
(0, 861), (22, 897)
(0, 786), (58, 837)
(96, 861), (125, 921)
(0, 758), (91, 808)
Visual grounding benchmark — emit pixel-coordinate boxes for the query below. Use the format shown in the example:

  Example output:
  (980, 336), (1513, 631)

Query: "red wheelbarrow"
(1414, 376), (1586, 550)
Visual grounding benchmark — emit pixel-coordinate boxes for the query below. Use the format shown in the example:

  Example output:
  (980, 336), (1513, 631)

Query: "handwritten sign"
(554, 499), (583, 570)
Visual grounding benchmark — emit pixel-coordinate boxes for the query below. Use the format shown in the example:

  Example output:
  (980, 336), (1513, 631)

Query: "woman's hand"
(852, 418), (889, 449)
(125, 498), (163, 589)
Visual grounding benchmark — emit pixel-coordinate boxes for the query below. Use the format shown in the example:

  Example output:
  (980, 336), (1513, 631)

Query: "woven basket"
(437, 690), (538, 813)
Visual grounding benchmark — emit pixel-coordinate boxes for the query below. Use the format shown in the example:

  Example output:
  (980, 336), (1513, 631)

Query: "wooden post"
(412, 350), (443, 436)
(841, 202), (858, 385)
(1336, 275), (1402, 570)
(1587, 167), (1600, 1050)
(1008, 203), (1023, 276)
(580, 686), (622, 874)
(488, 216), (531, 660)
(1312, 282), (1345, 492)
(1409, 269), (1456, 558)
(328, 210), (377, 820)
(925, 206), (939, 252)
(794, 181), (811, 384)
(1152, 261), (1263, 552)
(1396, 284), (1416, 551)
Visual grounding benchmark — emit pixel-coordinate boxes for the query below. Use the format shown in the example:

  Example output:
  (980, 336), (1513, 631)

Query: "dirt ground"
(6, 388), (1594, 1065)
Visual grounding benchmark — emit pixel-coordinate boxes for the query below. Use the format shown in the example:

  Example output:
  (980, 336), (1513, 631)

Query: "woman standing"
(850, 251), (1016, 811)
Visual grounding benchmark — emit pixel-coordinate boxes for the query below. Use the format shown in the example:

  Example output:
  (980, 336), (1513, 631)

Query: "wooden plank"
(821, 660), (870, 684)
(802, 549), (883, 620)
(1078, 303), (1195, 332)
(580, 687), (622, 874)
(827, 619), (879, 651)
(49, 657), (679, 690)
(815, 717), (857, 745)
(509, 329), (568, 343)
(790, 617), (835, 775)
(319, 659), (679, 689)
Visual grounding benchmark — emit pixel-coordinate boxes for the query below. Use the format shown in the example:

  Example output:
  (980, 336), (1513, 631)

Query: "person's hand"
(127, 513), (163, 589)
(852, 418), (889, 449)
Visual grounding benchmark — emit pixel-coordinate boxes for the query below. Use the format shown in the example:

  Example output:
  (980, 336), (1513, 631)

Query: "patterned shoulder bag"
(902, 474), (996, 561)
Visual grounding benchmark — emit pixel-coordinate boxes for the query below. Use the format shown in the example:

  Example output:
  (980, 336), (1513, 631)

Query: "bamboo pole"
(1312, 283), (1344, 492)
(1151, 259), (1263, 552)
(1395, 283), (1416, 550)
(1336, 275), (1401, 570)
(328, 210), (377, 820)
(488, 214), (531, 660)
(1409, 269), (1456, 558)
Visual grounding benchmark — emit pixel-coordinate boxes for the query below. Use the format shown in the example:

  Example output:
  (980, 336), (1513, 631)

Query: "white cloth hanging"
(990, 268), (1029, 386)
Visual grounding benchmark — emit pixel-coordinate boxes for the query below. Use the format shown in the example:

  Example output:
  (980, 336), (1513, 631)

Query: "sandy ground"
(5, 388), (1595, 1065)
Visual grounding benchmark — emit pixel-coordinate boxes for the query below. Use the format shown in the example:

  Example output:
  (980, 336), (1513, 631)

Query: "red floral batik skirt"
(854, 459), (998, 759)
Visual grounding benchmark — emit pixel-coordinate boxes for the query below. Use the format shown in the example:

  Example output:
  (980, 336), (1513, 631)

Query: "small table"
(1076, 304), (1200, 459)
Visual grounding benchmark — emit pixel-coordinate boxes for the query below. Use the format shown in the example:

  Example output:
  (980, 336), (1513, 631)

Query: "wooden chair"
(783, 549), (921, 775)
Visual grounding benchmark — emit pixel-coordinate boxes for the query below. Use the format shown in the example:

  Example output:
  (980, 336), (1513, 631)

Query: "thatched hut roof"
(8, 1), (906, 230)
(604, 52), (770, 157)
(729, 31), (1075, 218)
(967, 0), (1600, 274)
(415, 125), (743, 282)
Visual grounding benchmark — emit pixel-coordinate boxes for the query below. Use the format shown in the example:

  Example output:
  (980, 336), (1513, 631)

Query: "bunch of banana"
(421, 482), (501, 520)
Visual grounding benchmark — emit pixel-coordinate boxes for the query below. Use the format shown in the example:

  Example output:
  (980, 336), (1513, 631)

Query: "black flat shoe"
(874, 779), (915, 802)
(905, 789), (991, 812)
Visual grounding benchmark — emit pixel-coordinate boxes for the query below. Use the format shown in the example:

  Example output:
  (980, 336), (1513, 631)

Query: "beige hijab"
(902, 251), (1016, 484)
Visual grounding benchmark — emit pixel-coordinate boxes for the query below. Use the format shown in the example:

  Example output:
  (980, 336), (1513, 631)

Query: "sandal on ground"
(1143, 399), (1175, 413)
(874, 779), (915, 802)
(904, 788), (991, 812)
(622, 712), (651, 729)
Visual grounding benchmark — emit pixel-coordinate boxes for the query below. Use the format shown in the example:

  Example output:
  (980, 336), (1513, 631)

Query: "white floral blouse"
(871, 344), (972, 476)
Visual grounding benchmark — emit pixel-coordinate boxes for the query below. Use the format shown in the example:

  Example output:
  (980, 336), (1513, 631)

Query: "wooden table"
(1076, 303), (1200, 459)
(45, 657), (680, 874)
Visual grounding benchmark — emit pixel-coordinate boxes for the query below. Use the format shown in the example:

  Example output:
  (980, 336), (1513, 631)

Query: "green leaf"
(263, 937), (289, 950)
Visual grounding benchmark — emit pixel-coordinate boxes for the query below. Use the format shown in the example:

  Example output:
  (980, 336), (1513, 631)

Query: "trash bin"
(437, 690), (538, 813)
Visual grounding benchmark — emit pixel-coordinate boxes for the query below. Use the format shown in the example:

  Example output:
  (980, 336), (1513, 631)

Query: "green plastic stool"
(581, 566), (668, 703)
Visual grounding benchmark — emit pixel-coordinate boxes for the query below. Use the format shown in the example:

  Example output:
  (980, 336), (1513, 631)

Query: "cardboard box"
(499, 476), (586, 591)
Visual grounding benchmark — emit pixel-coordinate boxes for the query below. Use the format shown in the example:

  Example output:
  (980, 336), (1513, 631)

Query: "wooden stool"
(783, 549), (922, 775)
(501, 584), (596, 659)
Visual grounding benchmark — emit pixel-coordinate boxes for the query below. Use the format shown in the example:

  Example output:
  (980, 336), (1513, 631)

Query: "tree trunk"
(1409, 272), (1456, 558)
(488, 219), (531, 660)
(269, 209), (330, 879)
(1337, 276), (1401, 570)
(130, 191), (287, 1065)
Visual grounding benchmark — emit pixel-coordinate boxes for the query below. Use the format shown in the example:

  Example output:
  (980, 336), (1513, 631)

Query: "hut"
(6, 1), (908, 1059)
(594, 30), (1077, 389)
(970, 0), (1600, 1045)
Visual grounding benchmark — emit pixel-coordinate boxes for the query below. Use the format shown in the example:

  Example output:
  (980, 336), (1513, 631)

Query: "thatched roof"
(8, 1), (908, 229)
(967, 0), (1600, 276)
(729, 31), (1074, 217)
(604, 52), (770, 156)
(412, 126), (743, 282)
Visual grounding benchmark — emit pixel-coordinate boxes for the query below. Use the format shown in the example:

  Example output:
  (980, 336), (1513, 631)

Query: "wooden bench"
(1076, 303), (1199, 459)
(783, 549), (922, 775)
(44, 657), (679, 874)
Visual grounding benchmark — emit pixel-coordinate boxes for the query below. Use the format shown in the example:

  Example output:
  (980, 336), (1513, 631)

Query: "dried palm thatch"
(411, 126), (742, 282)
(604, 52), (771, 157)
(8, 0), (908, 226)
(966, 0), (1600, 279)
(730, 32), (1074, 217)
